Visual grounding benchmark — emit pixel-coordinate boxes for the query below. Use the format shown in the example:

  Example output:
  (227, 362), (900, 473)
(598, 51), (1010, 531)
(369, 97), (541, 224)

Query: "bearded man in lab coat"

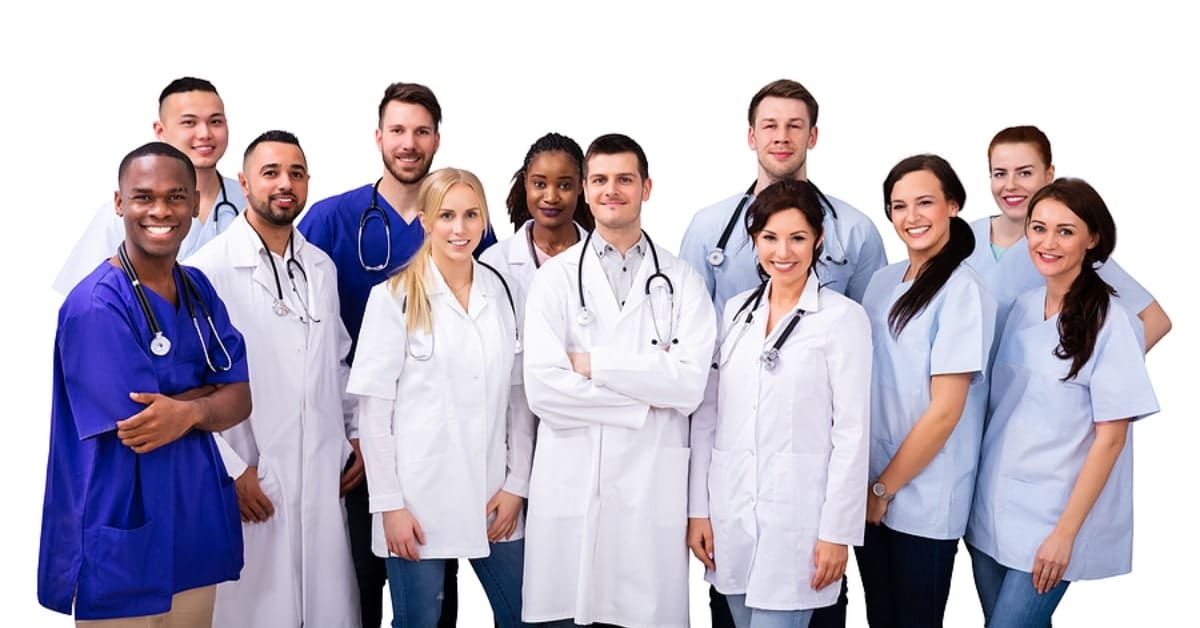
(521, 134), (717, 628)
(187, 130), (360, 627)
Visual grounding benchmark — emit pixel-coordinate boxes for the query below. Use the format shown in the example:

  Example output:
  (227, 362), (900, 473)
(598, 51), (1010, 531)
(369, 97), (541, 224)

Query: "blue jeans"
(967, 543), (1069, 628)
(726, 594), (814, 628)
(712, 580), (846, 628)
(854, 524), (958, 628)
(385, 539), (527, 628)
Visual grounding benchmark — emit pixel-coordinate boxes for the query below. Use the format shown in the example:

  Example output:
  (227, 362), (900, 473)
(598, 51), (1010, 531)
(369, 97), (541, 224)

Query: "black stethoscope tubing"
(709, 179), (845, 267)
(359, 178), (393, 271)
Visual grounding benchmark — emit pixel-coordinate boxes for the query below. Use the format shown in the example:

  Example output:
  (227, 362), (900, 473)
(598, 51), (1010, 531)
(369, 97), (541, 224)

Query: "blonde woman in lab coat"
(346, 168), (536, 628)
(689, 179), (871, 628)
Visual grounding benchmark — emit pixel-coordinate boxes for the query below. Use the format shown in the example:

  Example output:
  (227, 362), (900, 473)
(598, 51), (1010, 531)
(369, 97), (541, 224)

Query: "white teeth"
(906, 226), (931, 235)
(146, 226), (173, 235)
(449, 239), (469, 246)
(771, 262), (797, 269)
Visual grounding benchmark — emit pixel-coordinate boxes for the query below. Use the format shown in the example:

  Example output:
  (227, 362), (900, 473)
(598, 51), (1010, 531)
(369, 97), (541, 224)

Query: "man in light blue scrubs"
(54, 77), (247, 295)
(298, 81), (495, 628)
(679, 78), (887, 628)
(38, 142), (252, 624)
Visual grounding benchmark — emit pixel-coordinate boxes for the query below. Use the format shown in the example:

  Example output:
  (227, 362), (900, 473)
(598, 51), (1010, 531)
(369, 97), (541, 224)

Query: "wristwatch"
(871, 481), (895, 502)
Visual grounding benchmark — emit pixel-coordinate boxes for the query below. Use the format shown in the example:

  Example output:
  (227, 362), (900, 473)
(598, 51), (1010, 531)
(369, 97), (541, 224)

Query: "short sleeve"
(1089, 306), (1159, 423)
(930, 271), (995, 378)
(1096, 258), (1154, 315)
(346, 283), (409, 399)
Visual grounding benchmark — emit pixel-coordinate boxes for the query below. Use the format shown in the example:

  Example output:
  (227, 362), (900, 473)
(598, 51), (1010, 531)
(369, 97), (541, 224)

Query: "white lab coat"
(186, 214), (359, 628)
(479, 219), (588, 294)
(521, 238), (716, 628)
(689, 275), (871, 611)
(345, 258), (536, 559)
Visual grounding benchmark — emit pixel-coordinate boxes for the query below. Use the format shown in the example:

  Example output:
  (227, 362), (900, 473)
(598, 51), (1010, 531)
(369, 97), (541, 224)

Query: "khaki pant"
(76, 585), (216, 628)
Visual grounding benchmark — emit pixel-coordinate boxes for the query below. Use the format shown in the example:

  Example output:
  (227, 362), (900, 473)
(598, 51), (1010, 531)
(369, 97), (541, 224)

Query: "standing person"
(964, 179), (1159, 627)
(679, 77), (886, 628)
(55, 77), (247, 295)
(968, 125), (1171, 349)
(38, 141), (251, 625)
(688, 179), (872, 628)
(521, 134), (716, 628)
(480, 132), (593, 291)
(855, 155), (996, 628)
(346, 168), (535, 627)
(298, 81), (496, 627)
(187, 130), (360, 627)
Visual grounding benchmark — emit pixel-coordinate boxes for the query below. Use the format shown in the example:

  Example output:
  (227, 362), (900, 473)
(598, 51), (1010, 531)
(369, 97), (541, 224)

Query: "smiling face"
(376, 100), (440, 185)
(241, 141), (309, 228)
(748, 96), (818, 183)
(584, 151), (651, 233)
(888, 169), (959, 263)
(525, 150), (581, 231)
(115, 154), (198, 261)
(755, 207), (822, 287)
(154, 90), (228, 171)
(427, 182), (486, 266)
(1026, 197), (1097, 285)
(990, 141), (1055, 223)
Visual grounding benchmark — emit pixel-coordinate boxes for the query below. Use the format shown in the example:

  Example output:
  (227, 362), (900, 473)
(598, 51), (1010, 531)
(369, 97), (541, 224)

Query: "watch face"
(872, 482), (885, 497)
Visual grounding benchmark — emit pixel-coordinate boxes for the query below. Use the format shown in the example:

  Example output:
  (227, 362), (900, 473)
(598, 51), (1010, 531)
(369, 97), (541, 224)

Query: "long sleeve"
(688, 364), (720, 518)
(504, 375), (537, 498)
(358, 395), (405, 512)
(818, 304), (872, 545)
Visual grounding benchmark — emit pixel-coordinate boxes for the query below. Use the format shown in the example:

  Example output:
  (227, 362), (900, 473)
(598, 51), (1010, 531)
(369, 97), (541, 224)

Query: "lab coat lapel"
(579, 246), (622, 324)
(227, 214), (285, 304)
(616, 246), (655, 321)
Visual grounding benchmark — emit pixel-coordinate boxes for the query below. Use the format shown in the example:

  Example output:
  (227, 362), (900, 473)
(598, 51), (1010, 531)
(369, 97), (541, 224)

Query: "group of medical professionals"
(37, 75), (1165, 628)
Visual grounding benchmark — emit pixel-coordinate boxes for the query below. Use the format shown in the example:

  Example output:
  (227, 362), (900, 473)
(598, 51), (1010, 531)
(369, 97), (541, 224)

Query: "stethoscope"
(249, 226), (321, 323)
(706, 179), (847, 267)
(712, 280), (806, 372)
(118, 242), (234, 372)
(576, 230), (677, 348)
(403, 260), (520, 361)
(358, 178), (392, 271)
(212, 173), (240, 229)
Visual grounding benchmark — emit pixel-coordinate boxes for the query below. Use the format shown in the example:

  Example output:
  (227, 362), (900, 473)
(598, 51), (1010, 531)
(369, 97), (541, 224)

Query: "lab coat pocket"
(528, 430), (590, 517)
(999, 476), (1068, 567)
(83, 521), (171, 610)
(708, 449), (755, 587)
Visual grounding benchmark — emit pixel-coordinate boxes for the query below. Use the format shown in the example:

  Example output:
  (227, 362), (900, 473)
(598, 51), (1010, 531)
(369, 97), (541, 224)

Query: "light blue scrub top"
(53, 175), (247, 295)
(965, 216), (1154, 345)
(680, 187), (887, 316)
(861, 262), (997, 540)
(965, 287), (1158, 581)
(39, 263), (249, 620)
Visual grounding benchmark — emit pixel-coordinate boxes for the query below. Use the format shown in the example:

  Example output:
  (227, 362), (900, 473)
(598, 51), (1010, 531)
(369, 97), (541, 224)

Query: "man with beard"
(188, 131), (360, 627)
(298, 82), (495, 628)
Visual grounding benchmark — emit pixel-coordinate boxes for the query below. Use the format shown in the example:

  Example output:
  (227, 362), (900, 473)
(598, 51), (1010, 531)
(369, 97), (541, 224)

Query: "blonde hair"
(387, 168), (490, 332)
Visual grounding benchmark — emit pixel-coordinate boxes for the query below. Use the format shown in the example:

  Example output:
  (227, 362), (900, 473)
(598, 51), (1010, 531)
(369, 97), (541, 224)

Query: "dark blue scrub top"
(38, 263), (249, 620)
(298, 183), (497, 361)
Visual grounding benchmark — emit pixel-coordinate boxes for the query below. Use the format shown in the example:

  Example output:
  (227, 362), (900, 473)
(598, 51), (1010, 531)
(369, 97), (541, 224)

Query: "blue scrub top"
(298, 183), (497, 360)
(861, 262), (997, 540)
(39, 262), (249, 620)
(966, 287), (1158, 581)
(680, 188), (886, 317)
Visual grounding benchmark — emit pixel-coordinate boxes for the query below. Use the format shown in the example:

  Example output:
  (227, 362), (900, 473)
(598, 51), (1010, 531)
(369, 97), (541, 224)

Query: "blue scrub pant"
(712, 579), (847, 628)
(854, 524), (958, 628)
(967, 544), (1068, 628)
(384, 539), (526, 628)
(726, 594), (814, 628)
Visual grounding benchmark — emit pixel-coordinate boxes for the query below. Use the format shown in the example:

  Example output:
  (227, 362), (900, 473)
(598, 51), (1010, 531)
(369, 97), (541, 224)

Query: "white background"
(1, 1), (1194, 625)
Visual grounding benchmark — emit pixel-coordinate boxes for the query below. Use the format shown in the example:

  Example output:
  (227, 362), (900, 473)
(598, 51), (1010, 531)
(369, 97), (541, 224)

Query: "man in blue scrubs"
(38, 142), (252, 625)
(54, 77), (248, 295)
(299, 81), (495, 628)
(679, 78), (888, 628)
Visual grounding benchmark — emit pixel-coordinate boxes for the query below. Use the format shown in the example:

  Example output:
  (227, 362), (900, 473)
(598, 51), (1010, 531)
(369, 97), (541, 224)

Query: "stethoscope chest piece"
(150, 333), (172, 357)
(760, 347), (780, 371)
(706, 248), (726, 267)
(577, 308), (593, 326)
(273, 301), (290, 317)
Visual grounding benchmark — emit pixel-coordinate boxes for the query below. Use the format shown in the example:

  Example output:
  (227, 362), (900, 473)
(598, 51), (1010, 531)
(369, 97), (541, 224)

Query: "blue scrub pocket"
(80, 521), (172, 616)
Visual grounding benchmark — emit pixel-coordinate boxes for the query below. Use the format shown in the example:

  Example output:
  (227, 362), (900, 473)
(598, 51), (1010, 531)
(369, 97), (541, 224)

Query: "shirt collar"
(591, 231), (647, 259)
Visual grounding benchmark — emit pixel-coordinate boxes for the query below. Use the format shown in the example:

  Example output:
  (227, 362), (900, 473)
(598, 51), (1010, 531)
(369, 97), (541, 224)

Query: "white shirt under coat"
(520, 237), (716, 628)
(346, 258), (535, 559)
(690, 274), (871, 611)
(186, 213), (359, 628)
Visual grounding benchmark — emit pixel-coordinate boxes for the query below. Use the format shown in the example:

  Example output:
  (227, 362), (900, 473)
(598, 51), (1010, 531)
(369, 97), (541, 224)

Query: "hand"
(567, 352), (591, 378)
(811, 540), (848, 590)
(687, 518), (716, 571)
(235, 467), (275, 523)
(340, 439), (366, 496)
(866, 490), (890, 525)
(383, 509), (425, 561)
(117, 392), (199, 453)
(1032, 529), (1075, 594)
(485, 490), (524, 542)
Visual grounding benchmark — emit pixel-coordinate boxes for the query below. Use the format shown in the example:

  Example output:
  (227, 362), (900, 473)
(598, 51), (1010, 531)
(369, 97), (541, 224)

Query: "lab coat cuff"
(369, 493), (406, 513)
(502, 477), (530, 499)
(818, 526), (864, 547)
(214, 435), (249, 480)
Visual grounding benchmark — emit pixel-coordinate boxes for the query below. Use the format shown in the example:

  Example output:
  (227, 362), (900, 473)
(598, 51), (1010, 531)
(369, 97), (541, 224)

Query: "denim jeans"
(854, 524), (958, 628)
(967, 543), (1069, 628)
(712, 579), (847, 628)
(384, 539), (526, 628)
(725, 594), (814, 628)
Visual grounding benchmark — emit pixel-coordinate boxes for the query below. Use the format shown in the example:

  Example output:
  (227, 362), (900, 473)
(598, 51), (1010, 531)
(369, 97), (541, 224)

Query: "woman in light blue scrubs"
(964, 178), (1159, 627)
(855, 154), (996, 628)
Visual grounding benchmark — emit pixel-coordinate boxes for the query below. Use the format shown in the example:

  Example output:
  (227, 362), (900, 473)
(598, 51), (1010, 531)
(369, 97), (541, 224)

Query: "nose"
(194, 121), (213, 140)
(543, 184), (560, 204)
